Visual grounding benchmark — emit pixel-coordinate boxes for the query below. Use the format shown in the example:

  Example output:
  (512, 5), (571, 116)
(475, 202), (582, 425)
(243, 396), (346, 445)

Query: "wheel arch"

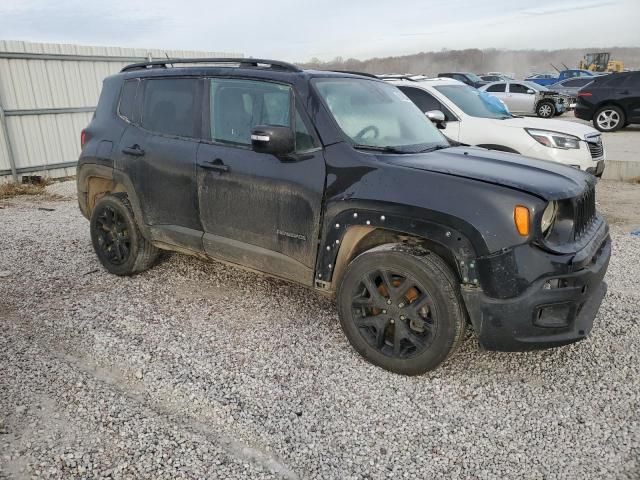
(593, 101), (627, 118)
(77, 163), (150, 238)
(330, 226), (463, 293)
(316, 206), (486, 294)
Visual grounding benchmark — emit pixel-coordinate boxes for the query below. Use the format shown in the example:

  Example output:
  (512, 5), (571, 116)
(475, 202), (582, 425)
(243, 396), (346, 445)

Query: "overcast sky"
(1, 0), (638, 61)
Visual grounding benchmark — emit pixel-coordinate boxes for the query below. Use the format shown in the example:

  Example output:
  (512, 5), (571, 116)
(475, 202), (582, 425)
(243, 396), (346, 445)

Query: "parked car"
(437, 72), (487, 88)
(548, 77), (595, 108)
(480, 74), (511, 82)
(526, 69), (596, 86)
(386, 77), (605, 175)
(574, 71), (640, 132)
(480, 81), (568, 118)
(78, 58), (611, 375)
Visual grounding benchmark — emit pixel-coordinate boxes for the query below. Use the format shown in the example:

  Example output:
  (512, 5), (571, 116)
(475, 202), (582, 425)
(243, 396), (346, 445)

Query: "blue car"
(526, 69), (596, 87)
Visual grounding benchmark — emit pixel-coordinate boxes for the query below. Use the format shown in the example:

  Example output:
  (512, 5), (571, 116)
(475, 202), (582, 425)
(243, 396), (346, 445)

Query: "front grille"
(573, 186), (596, 240)
(586, 136), (604, 159)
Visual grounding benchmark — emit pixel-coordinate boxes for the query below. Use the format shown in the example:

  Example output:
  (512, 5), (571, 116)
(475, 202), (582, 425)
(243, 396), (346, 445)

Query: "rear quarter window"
(118, 79), (139, 123)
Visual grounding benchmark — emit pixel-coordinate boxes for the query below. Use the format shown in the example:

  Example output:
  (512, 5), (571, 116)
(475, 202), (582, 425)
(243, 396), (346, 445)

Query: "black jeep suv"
(77, 58), (610, 375)
(575, 71), (640, 132)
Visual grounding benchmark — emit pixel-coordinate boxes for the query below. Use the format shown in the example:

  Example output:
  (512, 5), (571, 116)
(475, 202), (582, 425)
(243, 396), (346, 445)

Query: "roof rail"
(376, 74), (418, 81)
(120, 58), (302, 73)
(329, 70), (379, 79)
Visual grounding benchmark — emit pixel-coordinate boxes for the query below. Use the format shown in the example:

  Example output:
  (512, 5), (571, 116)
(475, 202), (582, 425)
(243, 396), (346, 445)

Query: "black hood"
(382, 146), (594, 201)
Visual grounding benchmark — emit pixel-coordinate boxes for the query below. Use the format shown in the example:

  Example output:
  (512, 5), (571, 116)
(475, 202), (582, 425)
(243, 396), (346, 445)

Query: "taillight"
(80, 129), (87, 148)
(577, 91), (593, 97)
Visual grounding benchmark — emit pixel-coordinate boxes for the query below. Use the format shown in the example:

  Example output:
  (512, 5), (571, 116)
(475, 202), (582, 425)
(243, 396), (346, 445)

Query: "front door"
(507, 83), (536, 113)
(114, 77), (203, 250)
(196, 77), (326, 285)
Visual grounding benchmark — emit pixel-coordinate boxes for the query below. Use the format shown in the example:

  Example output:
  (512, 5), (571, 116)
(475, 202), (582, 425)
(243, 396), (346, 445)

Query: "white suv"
(384, 77), (605, 176)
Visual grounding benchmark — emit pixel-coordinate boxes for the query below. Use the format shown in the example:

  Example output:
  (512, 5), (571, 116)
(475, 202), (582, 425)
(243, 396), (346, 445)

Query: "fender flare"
(76, 163), (151, 240)
(315, 203), (488, 290)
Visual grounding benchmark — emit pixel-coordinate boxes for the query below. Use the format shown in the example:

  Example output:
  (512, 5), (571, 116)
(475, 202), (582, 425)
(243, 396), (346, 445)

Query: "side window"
(141, 78), (197, 137)
(210, 78), (291, 146)
(509, 83), (530, 94)
(398, 86), (456, 122)
(398, 86), (440, 112)
(294, 109), (319, 152)
(604, 76), (626, 88)
(563, 79), (581, 87)
(118, 79), (139, 123)
(486, 83), (506, 93)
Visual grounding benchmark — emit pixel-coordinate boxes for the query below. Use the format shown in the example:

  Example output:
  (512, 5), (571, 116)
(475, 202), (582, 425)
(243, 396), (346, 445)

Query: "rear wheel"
(90, 193), (159, 275)
(593, 105), (625, 132)
(337, 243), (466, 375)
(536, 101), (555, 118)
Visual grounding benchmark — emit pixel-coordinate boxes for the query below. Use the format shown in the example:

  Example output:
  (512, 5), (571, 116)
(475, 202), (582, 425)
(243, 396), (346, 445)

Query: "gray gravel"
(1, 182), (639, 479)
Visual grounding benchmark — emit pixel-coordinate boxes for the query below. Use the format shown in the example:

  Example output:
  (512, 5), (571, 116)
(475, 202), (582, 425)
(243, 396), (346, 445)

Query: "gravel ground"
(1, 181), (639, 479)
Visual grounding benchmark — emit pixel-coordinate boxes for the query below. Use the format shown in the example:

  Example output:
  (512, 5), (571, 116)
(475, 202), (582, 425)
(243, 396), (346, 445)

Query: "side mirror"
(425, 110), (446, 129)
(251, 125), (294, 156)
(526, 89), (535, 94)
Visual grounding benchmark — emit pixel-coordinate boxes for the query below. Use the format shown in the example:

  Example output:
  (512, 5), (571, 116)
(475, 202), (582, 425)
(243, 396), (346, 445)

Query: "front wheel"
(90, 193), (159, 275)
(337, 243), (466, 375)
(536, 101), (556, 118)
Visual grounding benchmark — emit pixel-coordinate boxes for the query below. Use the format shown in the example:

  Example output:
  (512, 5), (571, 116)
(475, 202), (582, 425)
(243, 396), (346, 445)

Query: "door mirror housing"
(251, 125), (295, 155)
(425, 110), (446, 129)
(526, 89), (535, 94)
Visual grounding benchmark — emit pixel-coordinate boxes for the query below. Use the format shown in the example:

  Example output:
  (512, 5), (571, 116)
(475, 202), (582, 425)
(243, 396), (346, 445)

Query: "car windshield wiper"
(352, 144), (409, 154)
(416, 144), (450, 153)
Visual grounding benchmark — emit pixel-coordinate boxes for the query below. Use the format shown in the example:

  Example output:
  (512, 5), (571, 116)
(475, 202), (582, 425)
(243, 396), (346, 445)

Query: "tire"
(593, 105), (625, 132)
(337, 243), (466, 375)
(90, 193), (159, 275)
(536, 101), (555, 118)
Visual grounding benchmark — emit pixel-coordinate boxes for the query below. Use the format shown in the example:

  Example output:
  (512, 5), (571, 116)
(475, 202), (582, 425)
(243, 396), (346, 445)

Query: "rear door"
(507, 82), (535, 113)
(115, 77), (203, 250)
(196, 77), (325, 285)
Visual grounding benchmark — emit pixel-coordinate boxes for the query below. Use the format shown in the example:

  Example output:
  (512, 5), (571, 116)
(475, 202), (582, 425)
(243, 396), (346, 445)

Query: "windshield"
(434, 85), (511, 119)
(465, 73), (483, 82)
(313, 78), (447, 150)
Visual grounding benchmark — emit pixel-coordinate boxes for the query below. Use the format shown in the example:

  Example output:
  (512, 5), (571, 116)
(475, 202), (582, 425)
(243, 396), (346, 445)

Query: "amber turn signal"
(514, 205), (530, 236)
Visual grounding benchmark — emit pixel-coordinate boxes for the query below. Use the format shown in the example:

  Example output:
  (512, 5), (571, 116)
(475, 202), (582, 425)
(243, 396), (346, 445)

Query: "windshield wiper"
(352, 144), (408, 154)
(416, 144), (449, 153)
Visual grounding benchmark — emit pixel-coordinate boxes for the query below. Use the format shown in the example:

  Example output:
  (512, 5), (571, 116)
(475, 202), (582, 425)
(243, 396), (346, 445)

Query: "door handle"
(122, 144), (145, 156)
(200, 158), (229, 173)
(618, 90), (629, 95)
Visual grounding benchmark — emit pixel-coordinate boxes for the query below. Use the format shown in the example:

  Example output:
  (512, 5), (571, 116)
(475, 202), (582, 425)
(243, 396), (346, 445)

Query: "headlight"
(541, 201), (558, 234)
(526, 129), (580, 149)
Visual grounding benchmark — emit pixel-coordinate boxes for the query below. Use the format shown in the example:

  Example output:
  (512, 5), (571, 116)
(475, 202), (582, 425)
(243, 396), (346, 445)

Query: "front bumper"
(462, 231), (611, 351)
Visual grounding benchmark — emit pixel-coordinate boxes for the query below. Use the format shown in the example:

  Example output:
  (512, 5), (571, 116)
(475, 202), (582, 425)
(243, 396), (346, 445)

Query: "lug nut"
(382, 309), (387, 314)
(386, 299), (392, 305)
(390, 319), (395, 324)
(353, 212), (358, 218)
(400, 315), (406, 320)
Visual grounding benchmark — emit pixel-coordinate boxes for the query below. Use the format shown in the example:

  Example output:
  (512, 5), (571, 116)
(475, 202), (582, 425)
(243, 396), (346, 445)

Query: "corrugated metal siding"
(0, 40), (242, 180)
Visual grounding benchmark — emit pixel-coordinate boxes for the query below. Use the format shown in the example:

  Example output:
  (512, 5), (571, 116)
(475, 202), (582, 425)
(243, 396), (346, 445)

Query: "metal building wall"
(0, 40), (242, 182)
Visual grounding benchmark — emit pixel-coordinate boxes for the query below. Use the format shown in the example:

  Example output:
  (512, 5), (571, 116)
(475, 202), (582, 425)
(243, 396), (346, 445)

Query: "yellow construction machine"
(579, 52), (624, 73)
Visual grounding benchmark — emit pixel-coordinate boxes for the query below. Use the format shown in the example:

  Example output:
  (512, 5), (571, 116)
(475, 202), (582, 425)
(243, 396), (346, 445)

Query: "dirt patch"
(0, 182), (48, 201)
(596, 180), (640, 231)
